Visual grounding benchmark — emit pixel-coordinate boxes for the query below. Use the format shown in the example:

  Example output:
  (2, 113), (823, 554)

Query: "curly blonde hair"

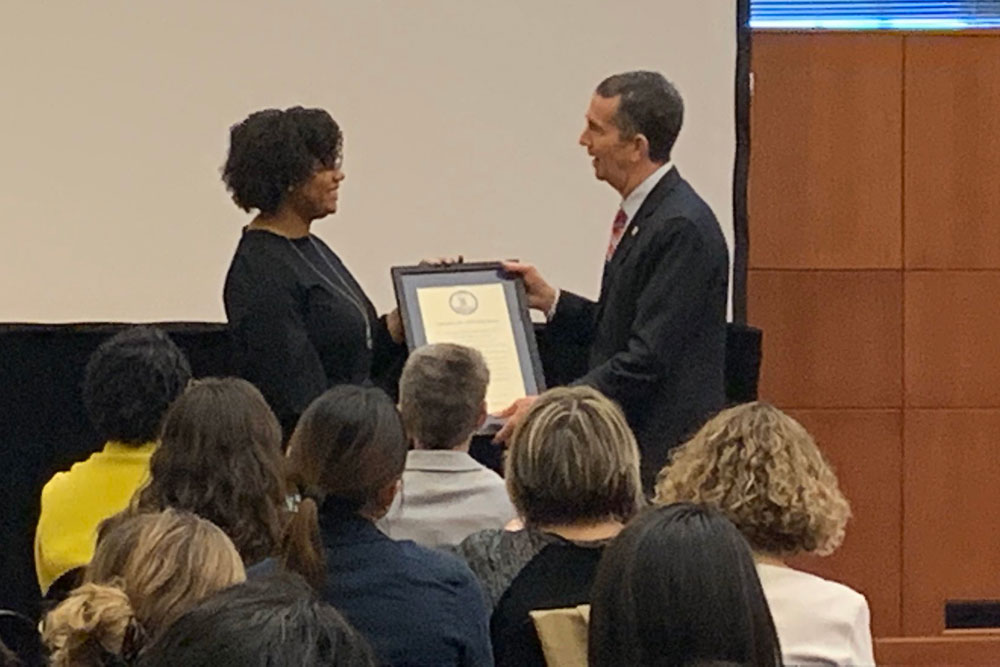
(654, 402), (850, 556)
(43, 582), (136, 666)
(43, 509), (246, 665)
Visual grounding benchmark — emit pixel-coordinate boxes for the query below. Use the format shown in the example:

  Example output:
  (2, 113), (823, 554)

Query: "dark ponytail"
(282, 385), (408, 590)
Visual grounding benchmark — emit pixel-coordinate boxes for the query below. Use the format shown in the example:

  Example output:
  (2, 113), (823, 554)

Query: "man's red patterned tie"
(605, 208), (628, 262)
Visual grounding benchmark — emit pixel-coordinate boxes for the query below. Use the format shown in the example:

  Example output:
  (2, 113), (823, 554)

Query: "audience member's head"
(136, 573), (376, 667)
(82, 326), (192, 446)
(506, 386), (644, 528)
(589, 503), (781, 667)
(42, 510), (245, 665)
(43, 584), (136, 667)
(655, 401), (851, 557)
(284, 385), (408, 587)
(133, 377), (287, 565)
(398, 343), (489, 450)
(222, 106), (342, 216)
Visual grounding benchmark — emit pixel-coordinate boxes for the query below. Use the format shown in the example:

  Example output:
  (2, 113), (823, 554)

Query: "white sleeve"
(846, 594), (876, 666)
(544, 288), (561, 321)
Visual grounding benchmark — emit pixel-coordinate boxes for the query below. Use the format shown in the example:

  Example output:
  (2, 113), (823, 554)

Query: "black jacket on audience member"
(489, 542), (604, 667)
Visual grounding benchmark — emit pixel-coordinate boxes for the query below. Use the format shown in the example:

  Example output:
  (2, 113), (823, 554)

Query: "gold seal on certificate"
(448, 290), (479, 315)
(391, 262), (545, 429)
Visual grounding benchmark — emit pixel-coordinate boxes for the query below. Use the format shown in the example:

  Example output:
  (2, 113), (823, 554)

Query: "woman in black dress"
(222, 107), (405, 437)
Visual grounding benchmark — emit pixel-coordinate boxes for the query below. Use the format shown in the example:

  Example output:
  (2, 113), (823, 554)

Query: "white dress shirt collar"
(405, 448), (483, 473)
(620, 161), (673, 225)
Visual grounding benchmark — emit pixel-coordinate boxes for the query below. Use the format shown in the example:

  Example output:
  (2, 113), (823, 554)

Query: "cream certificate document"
(416, 283), (526, 413)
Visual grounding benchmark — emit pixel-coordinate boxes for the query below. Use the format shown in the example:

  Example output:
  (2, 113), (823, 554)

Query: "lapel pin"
(631, 226), (639, 236)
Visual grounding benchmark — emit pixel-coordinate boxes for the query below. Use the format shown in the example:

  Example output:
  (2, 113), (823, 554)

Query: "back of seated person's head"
(283, 385), (408, 587)
(654, 401), (850, 557)
(42, 584), (135, 667)
(397, 343), (489, 450)
(83, 326), (192, 445)
(42, 509), (246, 665)
(135, 573), (376, 667)
(506, 386), (644, 528)
(588, 503), (781, 667)
(132, 377), (287, 565)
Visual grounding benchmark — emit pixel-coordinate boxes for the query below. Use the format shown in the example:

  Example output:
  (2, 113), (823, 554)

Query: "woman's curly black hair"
(82, 327), (192, 445)
(222, 107), (342, 215)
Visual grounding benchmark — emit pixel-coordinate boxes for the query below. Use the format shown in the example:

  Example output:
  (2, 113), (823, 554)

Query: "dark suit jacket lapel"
(597, 167), (682, 320)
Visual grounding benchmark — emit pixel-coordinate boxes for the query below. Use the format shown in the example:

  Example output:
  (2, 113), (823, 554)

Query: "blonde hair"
(506, 386), (644, 526)
(43, 510), (246, 665)
(43, 583), (136, 666)
(654, 402), (851, 556)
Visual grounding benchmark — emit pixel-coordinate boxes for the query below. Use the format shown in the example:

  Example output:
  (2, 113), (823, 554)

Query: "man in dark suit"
(497, 71), (729, 487)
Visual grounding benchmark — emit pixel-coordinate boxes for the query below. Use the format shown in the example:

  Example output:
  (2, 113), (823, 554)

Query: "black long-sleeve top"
(223, 228), (404, 435)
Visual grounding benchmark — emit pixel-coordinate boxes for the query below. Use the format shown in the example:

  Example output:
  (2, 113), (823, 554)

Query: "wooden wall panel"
(749, 30), (1000, 643)
(748, 270), (902, 408)
(904, 36), (1000, 269)
(905, 271), (1000, 407)
(749, 33), (902, 270)
(785, 409), (903, 636)
(902, 410), (1000, 634)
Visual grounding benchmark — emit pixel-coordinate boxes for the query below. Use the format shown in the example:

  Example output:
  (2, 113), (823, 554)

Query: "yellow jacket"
(34, 441), (155, 594)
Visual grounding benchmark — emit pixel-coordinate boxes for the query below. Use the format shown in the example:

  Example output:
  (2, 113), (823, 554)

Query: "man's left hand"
(386, 308), (405, 344)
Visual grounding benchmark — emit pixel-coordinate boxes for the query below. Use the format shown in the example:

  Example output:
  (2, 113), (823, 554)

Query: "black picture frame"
(391, 262), (546, 430)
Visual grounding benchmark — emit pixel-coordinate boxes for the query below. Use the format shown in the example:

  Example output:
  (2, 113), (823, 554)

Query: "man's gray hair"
(398, 343), (489, 450)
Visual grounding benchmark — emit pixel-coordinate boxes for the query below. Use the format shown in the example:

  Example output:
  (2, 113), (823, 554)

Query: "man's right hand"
(502, 261), (557, 314)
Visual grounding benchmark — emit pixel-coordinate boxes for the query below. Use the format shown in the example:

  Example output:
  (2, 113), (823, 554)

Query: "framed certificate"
(391, 262), (546, 431)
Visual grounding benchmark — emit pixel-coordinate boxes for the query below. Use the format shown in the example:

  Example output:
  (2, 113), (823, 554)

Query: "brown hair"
(505, 386), (644, 526)
(654, 402), (851, 556)
(282, 385), (408, 588)
(42, 510), (245, 664)
(133, 377), (287, 565)
(398, 343), (489, 450)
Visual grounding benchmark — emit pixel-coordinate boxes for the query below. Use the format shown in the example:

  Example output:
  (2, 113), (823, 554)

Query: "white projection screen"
(0, 1), (738, 322)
